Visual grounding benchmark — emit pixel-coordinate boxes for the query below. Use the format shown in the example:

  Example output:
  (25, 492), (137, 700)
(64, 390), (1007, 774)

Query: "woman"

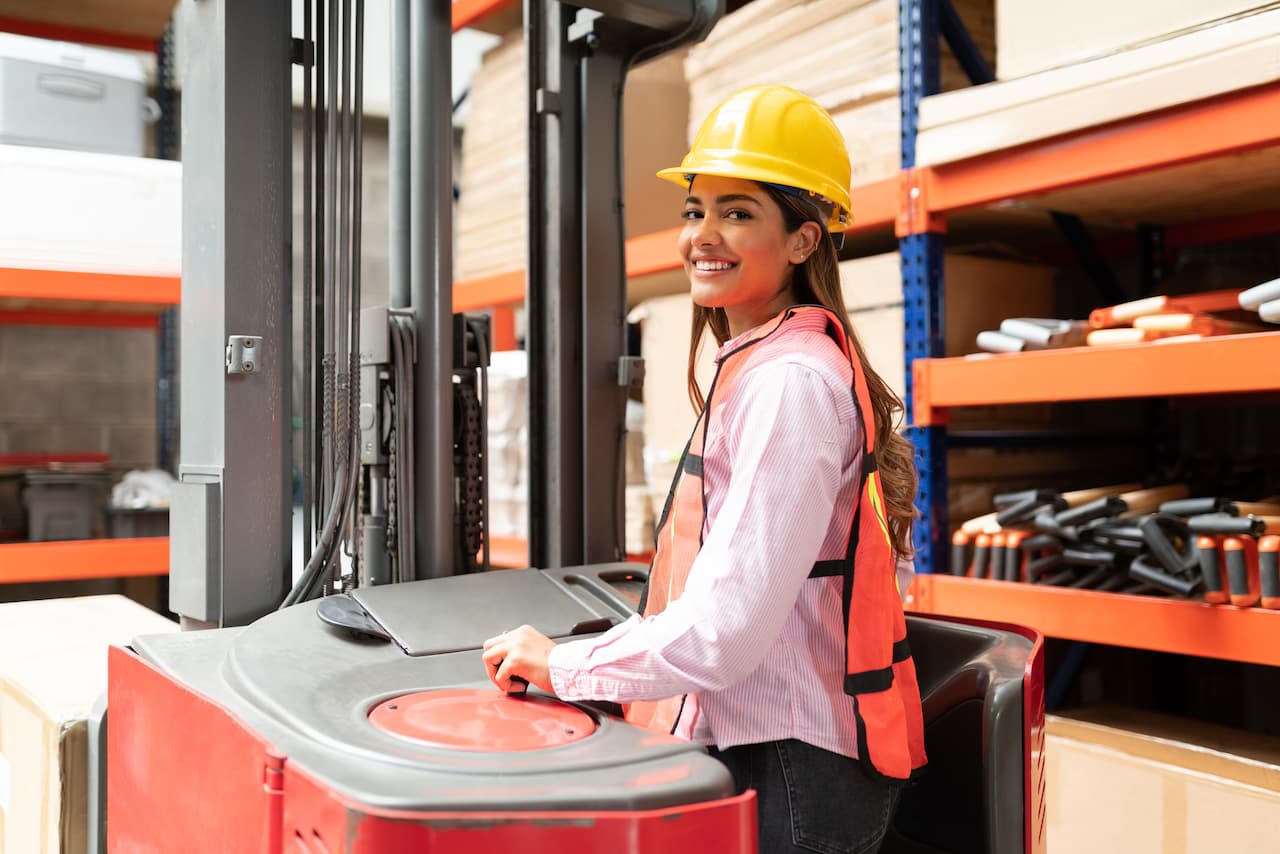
(483, 84), (926, 853)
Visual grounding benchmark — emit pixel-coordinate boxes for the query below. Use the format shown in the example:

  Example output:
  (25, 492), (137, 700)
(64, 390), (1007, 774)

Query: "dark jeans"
(710, 740), (899, 854)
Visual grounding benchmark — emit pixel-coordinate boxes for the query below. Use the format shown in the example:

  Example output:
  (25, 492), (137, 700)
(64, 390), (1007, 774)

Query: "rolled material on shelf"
(1234, 502), (1280, 517)
(1003, 531), (1025, 581)
(1160, 496), (1233, 517)
(949, 483), (1265, 599)
(1261, 298), (1280, 324)
(978, 318), (1090, 352)
(961, 483), (1142, 535)
(950, 529), (970, 576)
(1088, 289), (1244, 328)
(1151, 333), (1208, 344)
(1086, 327), (1166, 346)
(999, 317), (1089, 348)
(1056, 484), (1189, 525)
(1261, 536), (1280, 609)
(1188, 514), (1280, 537)
(976, 329), (1027, 353)
(971, 533), (991, 578)
(1130, 555), (1201, 597)
(1132, 313), (1258, 336)
(1223, 537), (1259, 608)
(1238, 277), (1280, 311)
(1197, 536), (1228, 604)
(1000, 318), (1059, 345)
(995, 488), (1068, 527)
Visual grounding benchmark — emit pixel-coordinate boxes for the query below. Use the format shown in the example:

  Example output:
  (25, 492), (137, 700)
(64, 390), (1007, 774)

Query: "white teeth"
(695, 260), (734, 271)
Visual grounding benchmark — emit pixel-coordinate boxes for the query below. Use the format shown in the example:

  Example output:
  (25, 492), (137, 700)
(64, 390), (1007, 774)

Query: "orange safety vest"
(626, 305), (927, 783)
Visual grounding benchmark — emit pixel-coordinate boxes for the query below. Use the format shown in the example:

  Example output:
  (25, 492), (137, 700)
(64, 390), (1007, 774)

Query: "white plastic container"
(0, 32), (152, 156)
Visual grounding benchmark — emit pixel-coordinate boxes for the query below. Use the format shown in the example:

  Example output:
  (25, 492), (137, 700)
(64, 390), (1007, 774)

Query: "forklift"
(104, 1), (1045, 851)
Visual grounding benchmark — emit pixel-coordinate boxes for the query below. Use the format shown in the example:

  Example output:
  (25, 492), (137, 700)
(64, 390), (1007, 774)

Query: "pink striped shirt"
(548, 310), (914, 758)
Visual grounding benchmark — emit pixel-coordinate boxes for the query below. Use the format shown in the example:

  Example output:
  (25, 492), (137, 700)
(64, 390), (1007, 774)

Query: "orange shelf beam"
(920, 83), (1280, 217)
(0, 309), (160, 329)
(487, 536), (529, 569)
(484, 537), (651, 570)
(0, 267), (180, 306)
(1165, 208), (1280, 251)
(452, 0), (513, 31)
(908, 574), (1280, 668)
(912, 331), (1280, 426)
(847, 175), (899, 234)
(0, 538), (168, 585)
(626, 227), (683, 278)
(0, 15), (160, 52)
(454, 270), (525, 312)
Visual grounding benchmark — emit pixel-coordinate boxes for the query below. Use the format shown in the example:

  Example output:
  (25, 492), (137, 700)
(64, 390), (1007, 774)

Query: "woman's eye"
(681, 209), (703, 221)
(725, 209), (751, 221)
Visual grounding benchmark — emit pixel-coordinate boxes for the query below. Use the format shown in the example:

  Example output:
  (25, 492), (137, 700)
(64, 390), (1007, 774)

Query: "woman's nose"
(690, 216), (719, 246)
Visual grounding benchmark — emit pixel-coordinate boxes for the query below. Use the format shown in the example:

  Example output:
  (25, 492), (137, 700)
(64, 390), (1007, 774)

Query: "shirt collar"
(713, 306), (834, 361)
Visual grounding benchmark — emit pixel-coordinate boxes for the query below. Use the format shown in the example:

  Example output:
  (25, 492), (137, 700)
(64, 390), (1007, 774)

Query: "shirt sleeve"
(548, 360), (851, 702)
(896, 556), (915, 604)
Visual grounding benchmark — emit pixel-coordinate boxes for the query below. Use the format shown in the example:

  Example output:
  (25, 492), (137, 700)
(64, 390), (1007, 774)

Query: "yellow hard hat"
(658, 84), (852, 231)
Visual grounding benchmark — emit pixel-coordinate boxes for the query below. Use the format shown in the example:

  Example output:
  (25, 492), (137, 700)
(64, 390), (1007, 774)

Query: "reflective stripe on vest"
(626, 306), (927, 782)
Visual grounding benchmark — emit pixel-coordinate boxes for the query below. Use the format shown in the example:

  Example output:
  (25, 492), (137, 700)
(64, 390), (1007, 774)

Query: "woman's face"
(679, 175), (819, 337)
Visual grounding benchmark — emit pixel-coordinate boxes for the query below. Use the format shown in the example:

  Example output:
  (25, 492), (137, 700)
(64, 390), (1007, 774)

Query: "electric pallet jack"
(110, 566), (1042, 852)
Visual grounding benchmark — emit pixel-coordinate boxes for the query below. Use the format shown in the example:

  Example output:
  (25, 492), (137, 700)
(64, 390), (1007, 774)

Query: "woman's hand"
(481, 625), (557, 694)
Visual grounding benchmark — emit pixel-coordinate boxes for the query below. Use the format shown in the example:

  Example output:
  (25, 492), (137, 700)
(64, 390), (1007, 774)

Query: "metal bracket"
(225, 335), (264, 375)
(895, 169), (947, 237)
(567, 8), (603, 46)
(290, 37), (313, 67)
(618, 356), (645, 389)
(535, 88), (562, 116)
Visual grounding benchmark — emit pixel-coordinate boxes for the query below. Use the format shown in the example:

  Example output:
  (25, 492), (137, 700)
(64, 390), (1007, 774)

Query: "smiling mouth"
(692, 260), (738, 272)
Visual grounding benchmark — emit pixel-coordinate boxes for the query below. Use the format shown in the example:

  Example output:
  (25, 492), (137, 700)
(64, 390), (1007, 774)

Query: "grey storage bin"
(108, 507), (170, 539)
(22, 472), (109, 541)
(0, 32), (151, 155)
(0, 474), (23, 540)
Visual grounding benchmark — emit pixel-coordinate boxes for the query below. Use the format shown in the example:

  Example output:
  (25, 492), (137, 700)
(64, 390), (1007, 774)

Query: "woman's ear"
(790, 221), (824, 264)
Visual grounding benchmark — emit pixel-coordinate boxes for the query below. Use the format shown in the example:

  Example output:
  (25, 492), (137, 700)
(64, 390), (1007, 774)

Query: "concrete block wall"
(0, 325), (158, 471)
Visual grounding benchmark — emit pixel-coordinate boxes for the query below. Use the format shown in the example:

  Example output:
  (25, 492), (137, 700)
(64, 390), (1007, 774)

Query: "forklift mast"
(525, 0), (722, 567)
(167, 0), (718, 626)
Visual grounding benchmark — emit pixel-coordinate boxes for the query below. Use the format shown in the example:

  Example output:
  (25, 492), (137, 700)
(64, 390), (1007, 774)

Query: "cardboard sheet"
(919, 8), (1280, 167)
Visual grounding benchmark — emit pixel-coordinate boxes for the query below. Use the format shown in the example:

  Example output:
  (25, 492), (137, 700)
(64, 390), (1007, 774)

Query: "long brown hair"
(686, 184), (919, 558)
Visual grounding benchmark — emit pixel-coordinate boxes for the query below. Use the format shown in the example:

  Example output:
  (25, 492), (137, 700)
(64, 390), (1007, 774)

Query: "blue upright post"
(902, 234), (946, 571)
(899, 0), (947, 573)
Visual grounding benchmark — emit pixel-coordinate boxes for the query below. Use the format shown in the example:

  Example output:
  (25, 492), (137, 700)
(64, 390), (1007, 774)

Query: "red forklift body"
(107, 565), (1042, 853)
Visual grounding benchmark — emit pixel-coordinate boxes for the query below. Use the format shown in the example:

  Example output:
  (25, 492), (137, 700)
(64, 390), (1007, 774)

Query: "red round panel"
(367, 689), (597, 751)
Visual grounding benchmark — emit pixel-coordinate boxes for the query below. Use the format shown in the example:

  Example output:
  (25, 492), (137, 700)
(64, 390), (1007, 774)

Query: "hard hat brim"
(657, 164), (852, 232)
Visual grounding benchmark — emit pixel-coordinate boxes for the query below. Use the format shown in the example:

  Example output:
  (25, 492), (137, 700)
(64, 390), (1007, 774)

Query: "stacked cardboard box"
(996, 0), (1267, 80)
(685, 0), (994, 190)
(484, 350), (653, 554)
(485, 350), (529, 542)
(1047, 707), (1280, 853)
(0, 595), (176, 854)
(454, 32), (690, 282)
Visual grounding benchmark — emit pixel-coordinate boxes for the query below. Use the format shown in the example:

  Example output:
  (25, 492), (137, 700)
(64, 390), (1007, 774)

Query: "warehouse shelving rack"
(8, 1), (1278, 664)
(0, 268), (176, 583)
(895, 0), (1280, 666)
(0, 273), (175, 583)
(0, 11), (176, 584)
